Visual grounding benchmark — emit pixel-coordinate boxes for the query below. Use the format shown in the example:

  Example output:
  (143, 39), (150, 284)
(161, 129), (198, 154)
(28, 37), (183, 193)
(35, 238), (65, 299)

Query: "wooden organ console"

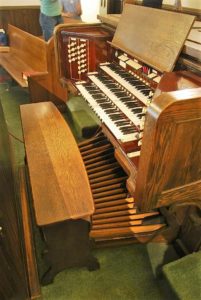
(20, 5), (201, 286)
(54, 5), (201, 240)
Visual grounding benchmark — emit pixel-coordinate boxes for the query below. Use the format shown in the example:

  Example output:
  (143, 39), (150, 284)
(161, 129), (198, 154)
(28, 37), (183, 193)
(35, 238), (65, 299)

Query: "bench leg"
(87, 256), (100, 271)
(40, 219), (99, 285)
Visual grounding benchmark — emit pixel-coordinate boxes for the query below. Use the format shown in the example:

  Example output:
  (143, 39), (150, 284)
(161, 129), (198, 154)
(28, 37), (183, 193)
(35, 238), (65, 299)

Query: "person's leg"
(39, 13), (56, 41)
(55, 15), (64, 25)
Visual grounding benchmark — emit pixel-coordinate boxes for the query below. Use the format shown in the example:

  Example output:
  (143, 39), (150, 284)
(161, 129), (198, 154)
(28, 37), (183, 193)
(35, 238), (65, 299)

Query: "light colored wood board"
(111, 4), (195, 72)
(187, 29), (201, 44)
(90, 224), (165, 239)
(193, 21), (201, 28)
(0, 46), (10, 52)
(183, 40), (201, 60)
(8, 24), (47, 72)
(99, 13), (200, 61)
(20, 102), (94, 226)
(98, 14), (119, 28)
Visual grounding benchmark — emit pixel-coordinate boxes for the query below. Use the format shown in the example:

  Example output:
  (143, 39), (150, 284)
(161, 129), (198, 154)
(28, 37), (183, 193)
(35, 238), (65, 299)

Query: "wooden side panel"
(8, 24), (47, 72)
(19, 167), (41, 299)
(46, 38), (68, 102)
(135, 87), (201, 211)
(0, 103), (28, 300)
(27, 38), (68, 105)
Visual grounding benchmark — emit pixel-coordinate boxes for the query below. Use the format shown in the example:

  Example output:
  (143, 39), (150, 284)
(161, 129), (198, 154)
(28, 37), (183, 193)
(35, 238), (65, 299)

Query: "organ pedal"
(79, 130), (166, 245)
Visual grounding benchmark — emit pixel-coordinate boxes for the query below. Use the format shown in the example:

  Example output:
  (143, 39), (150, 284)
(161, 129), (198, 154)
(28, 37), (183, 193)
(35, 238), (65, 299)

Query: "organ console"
(19, 5), (201, 285)
(54, 4), (201, 242)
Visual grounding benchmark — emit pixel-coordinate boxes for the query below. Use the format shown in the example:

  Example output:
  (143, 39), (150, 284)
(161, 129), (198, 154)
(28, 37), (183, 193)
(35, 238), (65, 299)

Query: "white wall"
(163, 0), (201, 9)
(81, 0), (100, 22)
(0, 0), (39, 5)
(0, 0), (101, 22)
(0, 0), (200, 11)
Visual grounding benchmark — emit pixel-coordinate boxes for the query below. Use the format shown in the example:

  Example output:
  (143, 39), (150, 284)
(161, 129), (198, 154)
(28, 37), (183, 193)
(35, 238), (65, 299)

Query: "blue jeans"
(39, 13), (63, 41)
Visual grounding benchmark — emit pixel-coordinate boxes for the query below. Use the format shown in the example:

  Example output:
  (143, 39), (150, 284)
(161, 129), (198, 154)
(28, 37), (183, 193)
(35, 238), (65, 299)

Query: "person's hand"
(62, 12), (75, 18)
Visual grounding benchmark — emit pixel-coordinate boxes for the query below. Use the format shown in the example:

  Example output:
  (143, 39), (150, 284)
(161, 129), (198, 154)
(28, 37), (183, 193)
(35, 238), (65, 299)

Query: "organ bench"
(20, 102), (100, 285)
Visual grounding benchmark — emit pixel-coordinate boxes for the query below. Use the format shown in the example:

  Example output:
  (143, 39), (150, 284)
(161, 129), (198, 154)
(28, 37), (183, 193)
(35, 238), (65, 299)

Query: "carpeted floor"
(42, 244), (176, 300)
(163, 251), (201, 300)
(1, 75), (196, 300)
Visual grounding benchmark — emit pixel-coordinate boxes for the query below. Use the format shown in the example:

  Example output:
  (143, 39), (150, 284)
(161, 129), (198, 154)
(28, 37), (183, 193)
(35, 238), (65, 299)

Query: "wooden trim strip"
(94, 197), (134, 208)
(90, 176), (127, 189)
(0, 6), (40, 10)
(92, 208), (137, 220)
(93, 188), (126, 199)
(92, 211), (159, 225)
(158, 180), (201, 207)
(92, 220), (142, 230)
(19, 167), (41, 299)
(94, 193), (128, 203)
(90, 224), (165, 239)
(92, 182), (125, 193)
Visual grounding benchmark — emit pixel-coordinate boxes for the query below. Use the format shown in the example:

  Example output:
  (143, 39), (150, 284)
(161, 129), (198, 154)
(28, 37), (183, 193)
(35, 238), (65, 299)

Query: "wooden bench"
(0, 24), (68, 109)
(20, 101), (99, 285)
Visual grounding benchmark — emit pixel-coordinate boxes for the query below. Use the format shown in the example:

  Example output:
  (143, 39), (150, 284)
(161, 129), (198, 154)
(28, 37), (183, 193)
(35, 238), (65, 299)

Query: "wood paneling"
(0, 7), (41, 36)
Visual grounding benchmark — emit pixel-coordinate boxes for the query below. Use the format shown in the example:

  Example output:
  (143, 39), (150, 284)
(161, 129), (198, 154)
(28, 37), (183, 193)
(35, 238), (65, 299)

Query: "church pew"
(0, 24), (68, 110)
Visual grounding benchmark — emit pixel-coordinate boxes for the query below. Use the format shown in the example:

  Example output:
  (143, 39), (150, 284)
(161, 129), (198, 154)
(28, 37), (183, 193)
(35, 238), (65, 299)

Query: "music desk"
(20, 102), (99, 285)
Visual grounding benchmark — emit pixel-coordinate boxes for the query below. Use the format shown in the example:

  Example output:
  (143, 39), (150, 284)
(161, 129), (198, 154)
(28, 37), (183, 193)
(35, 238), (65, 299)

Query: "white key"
(100, 65), (150, 106)
(76, 84), (138, 142)
(127, 150), (141, 158)
(88, 75), (142, 128)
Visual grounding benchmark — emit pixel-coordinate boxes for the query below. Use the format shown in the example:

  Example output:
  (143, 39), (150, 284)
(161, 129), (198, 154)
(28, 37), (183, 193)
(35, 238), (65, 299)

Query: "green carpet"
(0, 78), (189, 300)
(42, 244), (169, 300)
(163, 251), (201, 300)
(0, 83), (29, 170)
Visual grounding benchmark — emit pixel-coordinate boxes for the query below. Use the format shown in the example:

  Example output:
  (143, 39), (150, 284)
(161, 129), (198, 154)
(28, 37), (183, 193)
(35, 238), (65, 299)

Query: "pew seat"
(0, 24), (47, 87)
(0, 50), (46, 87)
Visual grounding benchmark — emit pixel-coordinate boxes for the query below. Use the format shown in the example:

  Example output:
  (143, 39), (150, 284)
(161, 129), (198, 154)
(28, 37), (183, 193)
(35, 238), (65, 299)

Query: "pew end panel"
(27, 37), (68, 111)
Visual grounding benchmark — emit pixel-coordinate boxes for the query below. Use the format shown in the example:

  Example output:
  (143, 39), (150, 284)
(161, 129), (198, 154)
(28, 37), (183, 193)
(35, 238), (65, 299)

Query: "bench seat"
(0, 50), (46, 87)
(20, 101), (99, 285)
(20, 101), (94, 225)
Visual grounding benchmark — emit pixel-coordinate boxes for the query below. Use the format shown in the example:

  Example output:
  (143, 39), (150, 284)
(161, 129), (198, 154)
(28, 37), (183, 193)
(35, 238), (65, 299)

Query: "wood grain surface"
(20, 102), (94, 226)
(111, 5), (195, 72)
(98, 12), (200, 61)
(135, 87), (201, 211)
